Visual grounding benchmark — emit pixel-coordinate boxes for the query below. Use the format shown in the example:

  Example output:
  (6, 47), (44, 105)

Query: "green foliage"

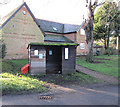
(0, 40), (6, 59)
(93, 1), (119, 45)
(76, 55), (118, 78)
(86, 54), (95, 62)
(2, 59), (48, 95)
(101, 46), (118, 55)
(2, 59), (28, 75)
(1, 73), (47, 95)
(95, 41), (104, 46)
(71, 72), (99, 84)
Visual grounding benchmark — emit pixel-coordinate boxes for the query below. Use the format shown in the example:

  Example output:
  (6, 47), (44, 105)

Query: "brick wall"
(2, 5), (44, 59)
(76, 27), (87, 55)
(62, 46), (76, 74)
(64, 24), (87, 55)
(64, 33), (76, 42)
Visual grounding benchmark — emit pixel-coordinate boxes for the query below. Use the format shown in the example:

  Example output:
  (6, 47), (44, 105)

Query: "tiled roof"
(37, 19), (63, 33)
(44, 34), (73, 43)
(64, 24), (80, 33)
(0, 2), (85, 36)
(0, 5), (20, 26)
(37, 19), (81, 33)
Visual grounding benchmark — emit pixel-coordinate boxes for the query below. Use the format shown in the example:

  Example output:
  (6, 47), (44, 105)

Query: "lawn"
(1, 59), (102, 95)
(76, 55), (118, 78)
(1, 59), (48, 95)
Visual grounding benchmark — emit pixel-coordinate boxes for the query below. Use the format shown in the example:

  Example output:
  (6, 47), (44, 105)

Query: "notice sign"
(39, 54), (43, 59)
(49, 50), (52, 55)
(65, 48), (68, 59)
(34, 50), (38, 55)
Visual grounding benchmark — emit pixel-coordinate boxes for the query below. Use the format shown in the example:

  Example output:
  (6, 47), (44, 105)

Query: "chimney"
(83, 15), (84, 21)
(22, 0), (24, 3)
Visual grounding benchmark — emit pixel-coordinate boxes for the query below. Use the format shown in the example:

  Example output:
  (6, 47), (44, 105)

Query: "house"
(0, 2), (80, 74)
(37, 19), (87, 56)
(0, 2), (45, 59)
(0, 2), (87, 60)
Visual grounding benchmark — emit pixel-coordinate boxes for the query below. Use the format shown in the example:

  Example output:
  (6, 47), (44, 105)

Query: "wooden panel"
(62, 46), (76, 74)
(31, 58), (45, 62)
(30, 46), (46, 75)
(30, 67), (46, 75)
(31, 62), (46, 67)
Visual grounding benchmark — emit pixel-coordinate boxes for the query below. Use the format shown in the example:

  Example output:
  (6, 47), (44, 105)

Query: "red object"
(21, 64), (29, 74)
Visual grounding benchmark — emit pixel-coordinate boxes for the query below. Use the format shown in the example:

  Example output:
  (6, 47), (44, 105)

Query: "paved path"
(76, 64), (118, 84)
(2, 84), (118, 105)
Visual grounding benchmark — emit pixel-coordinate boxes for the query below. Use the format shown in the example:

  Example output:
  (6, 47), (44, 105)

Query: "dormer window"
(80, 29), (85, 35)
(53, 27), (57, 31)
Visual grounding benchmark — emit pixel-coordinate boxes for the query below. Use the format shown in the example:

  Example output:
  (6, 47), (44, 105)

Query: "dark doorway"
(46, 46), (62, 74)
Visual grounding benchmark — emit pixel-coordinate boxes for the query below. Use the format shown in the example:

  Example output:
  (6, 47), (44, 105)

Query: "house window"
(34, 50), (38, 55)
(65, 48), (68, 59)
(80, 29), (85, 35)
(23, 10), (26, 15)
(80, 43), (85, 49)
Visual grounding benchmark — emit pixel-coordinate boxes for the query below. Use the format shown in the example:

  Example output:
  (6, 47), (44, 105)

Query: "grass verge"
(1, 59), (105, 95)
(1, 59), (48, 95)
(37, 71), (103, 86)
(76, 55), (118, 79)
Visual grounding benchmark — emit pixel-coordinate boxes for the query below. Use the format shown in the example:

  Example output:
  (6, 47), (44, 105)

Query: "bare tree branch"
(96, 2), (105, 7)
(93, 0), (98, 6)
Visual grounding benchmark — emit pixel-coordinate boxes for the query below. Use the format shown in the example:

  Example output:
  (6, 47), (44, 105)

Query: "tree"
(93, 1), (120, 55)
(85, 0), (104, 62)
(93, 4), (108, 49)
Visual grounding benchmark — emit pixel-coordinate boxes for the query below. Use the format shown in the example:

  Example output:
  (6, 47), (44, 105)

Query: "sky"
(0, 0), (114, 25)
(0, 0), (89, 25)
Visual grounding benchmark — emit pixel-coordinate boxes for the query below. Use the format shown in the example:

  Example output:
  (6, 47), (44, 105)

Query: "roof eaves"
(63, 35), (74, 43)
(64, 31), (77, 34)
(44, 40), (64, 42)
(76, 21), (85, 32)
(24, 3), (46, 36)
(29, 42), (79, 46)
(0, 3), (25, 30)
(0, 2), (46, 37)
(44, 31), (77, 34)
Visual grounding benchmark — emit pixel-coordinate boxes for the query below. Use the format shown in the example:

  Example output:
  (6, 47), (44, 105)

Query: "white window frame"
(80, 43), (85, 49)
(80, 29), (85, 35)
(65, 48), (69, 59)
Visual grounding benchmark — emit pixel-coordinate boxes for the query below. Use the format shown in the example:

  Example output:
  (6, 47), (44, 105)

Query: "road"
(1, 84), (118, 105)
